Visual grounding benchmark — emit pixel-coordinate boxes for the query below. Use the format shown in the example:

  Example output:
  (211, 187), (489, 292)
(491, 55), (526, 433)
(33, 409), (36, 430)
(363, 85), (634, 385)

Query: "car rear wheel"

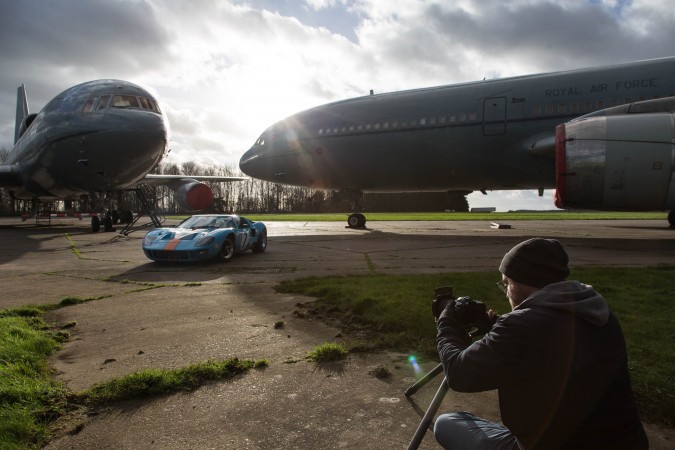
(218, 237), (235, 262)
(252, 230), (267, 253)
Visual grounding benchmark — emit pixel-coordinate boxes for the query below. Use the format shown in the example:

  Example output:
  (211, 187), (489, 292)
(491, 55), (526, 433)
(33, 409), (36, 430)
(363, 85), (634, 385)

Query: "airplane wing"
(141, 174), (249, 186)
(139, 174), (249, 211)
(0, 164), (22, 188)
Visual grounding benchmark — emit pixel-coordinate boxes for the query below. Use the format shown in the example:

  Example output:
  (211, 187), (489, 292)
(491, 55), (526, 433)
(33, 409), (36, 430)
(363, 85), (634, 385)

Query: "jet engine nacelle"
(555, 113), (675, 211)
(168, 178), (215, 211)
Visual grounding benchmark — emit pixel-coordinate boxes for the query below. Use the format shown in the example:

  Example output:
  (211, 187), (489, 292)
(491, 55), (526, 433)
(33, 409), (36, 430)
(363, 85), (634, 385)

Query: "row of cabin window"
(318, 112), (479, 135)
(82, 94), (161, 114)
(317, 94), (670, 136)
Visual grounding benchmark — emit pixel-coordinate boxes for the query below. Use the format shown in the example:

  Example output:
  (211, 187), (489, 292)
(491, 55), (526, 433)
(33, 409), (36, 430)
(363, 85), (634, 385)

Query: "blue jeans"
(434, 412), (521, 450)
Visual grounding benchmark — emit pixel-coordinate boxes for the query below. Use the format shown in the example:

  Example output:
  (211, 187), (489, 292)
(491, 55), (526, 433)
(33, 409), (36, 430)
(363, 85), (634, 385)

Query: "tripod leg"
(406, 378), (449, 450)
(405, 363), (444, 397)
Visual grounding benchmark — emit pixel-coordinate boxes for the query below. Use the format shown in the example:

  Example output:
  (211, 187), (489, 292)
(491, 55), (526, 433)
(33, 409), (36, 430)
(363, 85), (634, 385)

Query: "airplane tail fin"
(14, 84), (29, 144)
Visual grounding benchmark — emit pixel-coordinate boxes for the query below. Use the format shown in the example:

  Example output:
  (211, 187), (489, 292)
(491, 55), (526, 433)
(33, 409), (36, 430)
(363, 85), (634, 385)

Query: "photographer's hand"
(475, 309), (499, 335)
(432, 297), (455, 321)
(436, 299), (455, 321)
(436, 298), (472, 346)
(437, 296), (472, 323)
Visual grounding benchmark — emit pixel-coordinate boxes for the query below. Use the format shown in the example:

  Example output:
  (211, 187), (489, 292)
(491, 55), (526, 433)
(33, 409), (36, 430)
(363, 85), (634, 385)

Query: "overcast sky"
(1, 0), (674, 210)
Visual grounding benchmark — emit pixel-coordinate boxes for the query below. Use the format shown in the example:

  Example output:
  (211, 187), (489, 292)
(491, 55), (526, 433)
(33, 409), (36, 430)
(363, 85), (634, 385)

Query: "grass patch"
(0, 312), (71, 448)
(169, 211), (666, 222)
(79, 358), (268, 405)
(306, 342), (349, 363)
(276, 266), (675, 426)
(0, 304), (269, 449)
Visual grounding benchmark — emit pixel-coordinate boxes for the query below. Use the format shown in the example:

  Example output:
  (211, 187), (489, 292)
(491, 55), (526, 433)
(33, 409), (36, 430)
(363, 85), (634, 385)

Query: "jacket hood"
(516, 280), (609, 326)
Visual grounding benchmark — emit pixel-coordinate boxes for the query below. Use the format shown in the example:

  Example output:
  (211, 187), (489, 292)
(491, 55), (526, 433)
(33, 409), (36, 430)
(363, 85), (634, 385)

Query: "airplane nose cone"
(239, 147), (262, 177)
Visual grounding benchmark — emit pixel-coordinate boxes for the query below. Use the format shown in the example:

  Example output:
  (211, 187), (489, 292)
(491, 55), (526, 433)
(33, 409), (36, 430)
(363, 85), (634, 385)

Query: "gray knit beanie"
(499, 238), (570, 288)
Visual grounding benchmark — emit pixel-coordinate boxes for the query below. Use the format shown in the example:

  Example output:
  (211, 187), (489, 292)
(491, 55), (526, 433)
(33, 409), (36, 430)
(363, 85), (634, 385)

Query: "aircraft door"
(483, 97), (506, 136)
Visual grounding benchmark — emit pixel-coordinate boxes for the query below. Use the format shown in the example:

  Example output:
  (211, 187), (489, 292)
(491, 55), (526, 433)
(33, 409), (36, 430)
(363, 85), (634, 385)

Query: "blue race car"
(142, 214), (267, 262)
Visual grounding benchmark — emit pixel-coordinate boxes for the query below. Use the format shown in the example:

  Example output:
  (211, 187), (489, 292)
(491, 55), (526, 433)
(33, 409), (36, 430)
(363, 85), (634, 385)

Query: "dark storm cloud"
(423, 1), (675, 72)
(0, 0), (172, 147)
(356, 1), (675, 86)
(0, 0), (170, 68)
(0, 0), (171, 98)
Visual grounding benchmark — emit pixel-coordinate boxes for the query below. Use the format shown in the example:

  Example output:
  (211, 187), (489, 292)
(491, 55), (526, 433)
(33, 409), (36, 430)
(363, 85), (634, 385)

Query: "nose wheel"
(347, 213), (366, 229)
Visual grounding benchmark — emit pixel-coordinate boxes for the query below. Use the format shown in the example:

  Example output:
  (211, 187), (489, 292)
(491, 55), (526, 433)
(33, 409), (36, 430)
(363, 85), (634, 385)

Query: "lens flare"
(408, 354), (423, 377)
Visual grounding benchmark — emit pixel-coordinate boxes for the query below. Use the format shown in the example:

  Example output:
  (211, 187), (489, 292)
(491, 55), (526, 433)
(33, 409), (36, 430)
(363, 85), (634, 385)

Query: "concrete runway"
(0, 217), (673, 449)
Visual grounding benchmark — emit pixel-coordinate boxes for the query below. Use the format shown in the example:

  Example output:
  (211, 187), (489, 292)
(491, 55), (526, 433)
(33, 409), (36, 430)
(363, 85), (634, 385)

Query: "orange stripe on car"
(163, 238), (181, 251)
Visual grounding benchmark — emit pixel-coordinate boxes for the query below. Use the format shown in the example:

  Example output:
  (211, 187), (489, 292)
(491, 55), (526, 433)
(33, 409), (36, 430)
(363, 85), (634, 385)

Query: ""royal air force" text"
(544, 78), (658, 97)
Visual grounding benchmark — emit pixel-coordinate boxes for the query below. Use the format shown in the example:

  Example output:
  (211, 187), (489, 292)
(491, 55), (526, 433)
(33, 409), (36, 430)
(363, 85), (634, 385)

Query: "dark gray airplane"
(0, 79), (245, 233)
(239, 57), (675, 228)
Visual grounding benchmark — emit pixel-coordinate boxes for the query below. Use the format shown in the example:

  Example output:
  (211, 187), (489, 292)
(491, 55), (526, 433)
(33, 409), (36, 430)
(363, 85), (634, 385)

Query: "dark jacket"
(437, 280), (648, 449)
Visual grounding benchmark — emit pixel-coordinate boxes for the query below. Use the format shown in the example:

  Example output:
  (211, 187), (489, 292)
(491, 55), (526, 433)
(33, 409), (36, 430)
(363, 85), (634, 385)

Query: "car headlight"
(194, 235), (215, 247)
(143, 235), (159, 246)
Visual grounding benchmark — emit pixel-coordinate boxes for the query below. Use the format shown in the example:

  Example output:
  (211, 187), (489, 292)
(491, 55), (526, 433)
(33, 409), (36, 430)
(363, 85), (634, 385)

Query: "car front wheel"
(218, 237), (235, 262)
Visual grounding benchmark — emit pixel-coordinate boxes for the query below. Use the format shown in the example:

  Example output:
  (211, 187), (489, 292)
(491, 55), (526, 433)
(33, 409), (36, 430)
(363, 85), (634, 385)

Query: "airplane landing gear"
(103, 213), (114, 232)
(90, 212), (115, 232)
(91, 216), (100, 232)
(668, 210), (675, 228)
(345, 191), (366, 229)
(347, 213), (366, 228)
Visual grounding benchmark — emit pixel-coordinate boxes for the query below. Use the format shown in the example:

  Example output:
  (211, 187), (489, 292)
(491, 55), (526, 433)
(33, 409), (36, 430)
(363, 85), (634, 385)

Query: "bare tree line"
(0, 147), (468, 215)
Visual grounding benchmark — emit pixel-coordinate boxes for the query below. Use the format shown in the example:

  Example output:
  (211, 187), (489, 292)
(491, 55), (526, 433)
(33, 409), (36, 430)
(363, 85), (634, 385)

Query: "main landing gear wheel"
(91, 216), (100, 232)
(347, 213), (366, 229)
(103, 214), (114, 232)
(668, 210), (675, 228)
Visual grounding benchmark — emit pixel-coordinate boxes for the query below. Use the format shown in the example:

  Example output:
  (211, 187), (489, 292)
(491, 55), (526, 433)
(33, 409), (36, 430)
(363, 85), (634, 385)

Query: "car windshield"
(179, 216), (233, 229)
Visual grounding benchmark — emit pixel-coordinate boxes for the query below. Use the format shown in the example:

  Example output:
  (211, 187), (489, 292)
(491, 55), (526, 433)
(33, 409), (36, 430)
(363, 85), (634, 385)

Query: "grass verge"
(0, 308), (71, 448)
(276, 266), (675, 426)
(0, 304), (267, 449)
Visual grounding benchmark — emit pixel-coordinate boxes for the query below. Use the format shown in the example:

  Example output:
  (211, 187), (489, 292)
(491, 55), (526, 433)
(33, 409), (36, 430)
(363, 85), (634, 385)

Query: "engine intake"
(555, 113), (675, 211)
(167, 178), (214, 211)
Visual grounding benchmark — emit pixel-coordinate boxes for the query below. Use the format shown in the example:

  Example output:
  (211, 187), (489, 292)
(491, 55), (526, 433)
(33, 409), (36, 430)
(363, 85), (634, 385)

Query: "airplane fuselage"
(240, 57), (675, 194)
(6, 80), (169, 200)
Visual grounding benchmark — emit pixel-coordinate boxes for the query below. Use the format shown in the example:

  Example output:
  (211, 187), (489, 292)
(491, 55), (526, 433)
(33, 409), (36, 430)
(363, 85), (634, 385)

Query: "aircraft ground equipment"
(119, 187), (165, 236)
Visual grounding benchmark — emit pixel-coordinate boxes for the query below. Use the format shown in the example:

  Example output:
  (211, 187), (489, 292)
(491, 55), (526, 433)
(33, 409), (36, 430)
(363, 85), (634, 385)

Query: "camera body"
(453, 296), (487, 326)
(433, 286), (487, 328)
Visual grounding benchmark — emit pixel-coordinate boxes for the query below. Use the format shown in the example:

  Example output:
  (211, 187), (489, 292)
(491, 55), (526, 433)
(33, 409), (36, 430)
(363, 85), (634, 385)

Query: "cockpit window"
(96, 95), (111, 110)
(111, 95), (139, 108)
(147, 98), (160, 113)
(255, 135), (266, 146)
(83, 94), (161, 114)
(82, 97), (97, 113)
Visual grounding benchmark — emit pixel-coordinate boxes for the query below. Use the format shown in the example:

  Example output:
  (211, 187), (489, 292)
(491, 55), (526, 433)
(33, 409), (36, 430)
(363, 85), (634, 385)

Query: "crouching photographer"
(433, 238), (648, 450)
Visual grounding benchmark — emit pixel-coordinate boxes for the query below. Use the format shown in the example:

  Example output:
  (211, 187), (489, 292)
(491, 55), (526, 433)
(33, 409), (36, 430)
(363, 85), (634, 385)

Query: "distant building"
(470, 207), (496, 212)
